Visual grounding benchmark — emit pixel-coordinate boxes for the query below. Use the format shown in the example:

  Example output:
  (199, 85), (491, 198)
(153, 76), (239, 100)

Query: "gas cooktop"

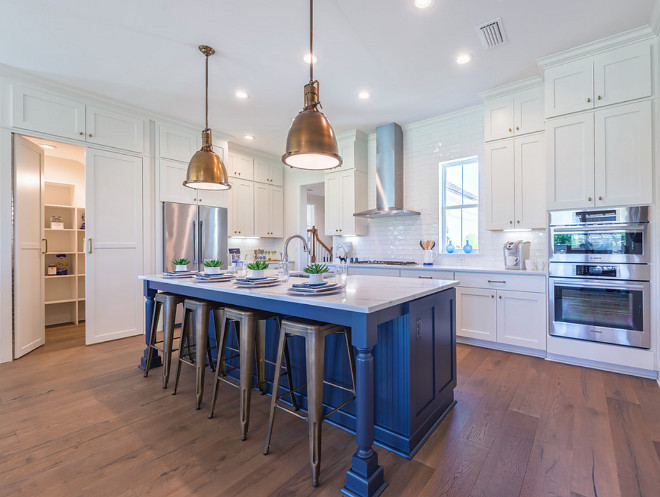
(356, 260), (417, 266)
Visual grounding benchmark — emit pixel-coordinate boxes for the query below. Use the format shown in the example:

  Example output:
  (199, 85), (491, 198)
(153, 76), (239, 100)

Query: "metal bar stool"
(208, 308), (297, 441)
(263, 318), (357, 487)
(144, 292), (184, 389)
(172, 299), (225, 409)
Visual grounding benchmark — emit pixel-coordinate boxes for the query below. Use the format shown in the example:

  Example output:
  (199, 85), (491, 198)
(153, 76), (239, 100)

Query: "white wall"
(332, 106), (547, 266)
(306, 193), (330, 246)
(44, 157), (85, 207)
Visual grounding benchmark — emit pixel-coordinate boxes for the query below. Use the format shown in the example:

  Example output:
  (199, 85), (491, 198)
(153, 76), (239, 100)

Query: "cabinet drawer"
(347, 266), (400, 277)
(455, 271), (546, 293)
(400, 270), (454, 280)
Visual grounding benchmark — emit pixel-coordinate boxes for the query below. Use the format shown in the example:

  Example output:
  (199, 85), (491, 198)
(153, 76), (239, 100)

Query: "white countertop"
(139, 274), (458, 314)
(347, 263), (548, 276)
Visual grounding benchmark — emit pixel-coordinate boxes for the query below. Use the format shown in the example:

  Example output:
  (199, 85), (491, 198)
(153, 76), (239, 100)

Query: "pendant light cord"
(309, 0), (314, 83)
(205, 54), (209, 130)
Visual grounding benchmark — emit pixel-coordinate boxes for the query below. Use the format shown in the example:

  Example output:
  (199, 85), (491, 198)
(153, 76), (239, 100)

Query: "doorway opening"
(304, 182), (332, 263)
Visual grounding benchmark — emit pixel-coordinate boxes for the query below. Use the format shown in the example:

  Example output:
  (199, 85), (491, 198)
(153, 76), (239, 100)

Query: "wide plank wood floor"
(2, 325), (660, 496)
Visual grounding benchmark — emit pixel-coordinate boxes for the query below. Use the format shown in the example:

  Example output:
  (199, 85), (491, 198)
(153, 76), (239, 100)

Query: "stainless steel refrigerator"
(163, 202), (228, 272)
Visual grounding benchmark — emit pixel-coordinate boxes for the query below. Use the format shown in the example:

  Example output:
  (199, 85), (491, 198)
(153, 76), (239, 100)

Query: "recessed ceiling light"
(358, 91), (370, 100)
(235, 90), (249, 99)
(39, 144), (56, 150)
(244, 135), (255, 140)
(303, 53), (317, 64)
(414, 0), (434, 9)
(456, 53), (473, 64)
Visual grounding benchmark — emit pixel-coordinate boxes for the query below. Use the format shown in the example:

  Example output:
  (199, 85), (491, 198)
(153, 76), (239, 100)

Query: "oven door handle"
(552, 225), (646, 234)
(550, 278), (648, 291)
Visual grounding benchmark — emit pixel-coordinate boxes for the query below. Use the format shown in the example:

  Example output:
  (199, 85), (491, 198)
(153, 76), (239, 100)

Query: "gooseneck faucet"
(284, 234), (310, 266)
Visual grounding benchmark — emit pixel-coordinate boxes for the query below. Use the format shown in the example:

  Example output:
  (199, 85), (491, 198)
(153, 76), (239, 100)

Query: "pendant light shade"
(282, 0), (342, 171)
(184, 45), (231, 191)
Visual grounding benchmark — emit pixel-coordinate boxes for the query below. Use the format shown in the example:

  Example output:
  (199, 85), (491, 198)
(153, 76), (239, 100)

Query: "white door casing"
(13, 135), (45, 358)
(85, 148), (143, 344)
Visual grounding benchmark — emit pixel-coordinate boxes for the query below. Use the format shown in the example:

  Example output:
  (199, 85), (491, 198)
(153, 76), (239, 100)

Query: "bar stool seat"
(144, 292), (184, 389)
(209, 307), (297, 441)
(172, 299), (224, 409)
(263, 318), (356, 487)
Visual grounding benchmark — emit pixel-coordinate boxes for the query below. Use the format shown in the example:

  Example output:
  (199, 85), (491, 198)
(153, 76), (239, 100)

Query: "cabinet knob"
(587, 97), (591, 103)
(491, 295), (494, 298)
(516, 126), (519, 131)
(597, 95), (602, 100)
(508, 128), (512, 132)
(598, 196), (603, 201)
(588, 196), (592, 202)
(79, 131), (84, 136)
(88, 133), (93, 137)
(509, 220), (513, 224)
(517, 220), (520, 224)
(499, 295), (502, 299)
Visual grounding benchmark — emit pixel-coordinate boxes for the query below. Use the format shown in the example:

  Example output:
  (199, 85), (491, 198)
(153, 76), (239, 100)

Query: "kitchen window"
(440, 156), (479, 253)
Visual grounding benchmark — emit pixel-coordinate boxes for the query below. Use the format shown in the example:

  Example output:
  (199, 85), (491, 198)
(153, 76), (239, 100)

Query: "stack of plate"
(233, 276), (281, 288)
(287, 281), (344, 297)
(162, 270), (196, 279)
(194, 273), (235, 283)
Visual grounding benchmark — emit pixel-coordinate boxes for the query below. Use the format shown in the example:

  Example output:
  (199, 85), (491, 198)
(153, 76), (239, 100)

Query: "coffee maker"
(503, 240), (530, 270)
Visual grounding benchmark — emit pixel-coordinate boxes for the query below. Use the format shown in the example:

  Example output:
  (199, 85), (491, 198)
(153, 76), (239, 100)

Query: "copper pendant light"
(184, 45), (231, 190)
(282, 0), (342, 170)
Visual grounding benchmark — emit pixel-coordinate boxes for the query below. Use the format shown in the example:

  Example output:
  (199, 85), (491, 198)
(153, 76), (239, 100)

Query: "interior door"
(85, 148), (143, 345)
(13, 135), (45, 358)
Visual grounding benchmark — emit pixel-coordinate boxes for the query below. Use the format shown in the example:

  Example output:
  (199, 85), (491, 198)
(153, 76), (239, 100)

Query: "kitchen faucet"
(284, 234), (310, 267)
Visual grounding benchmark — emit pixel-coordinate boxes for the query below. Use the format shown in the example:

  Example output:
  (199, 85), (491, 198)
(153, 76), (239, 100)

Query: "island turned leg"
(139, 284), (162, 370)
(341, 346), (387, 497)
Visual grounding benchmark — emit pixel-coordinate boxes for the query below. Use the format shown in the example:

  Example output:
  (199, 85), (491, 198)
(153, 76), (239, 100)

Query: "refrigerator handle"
(192, 221), (197, 264)
(199, 220), (204, 264)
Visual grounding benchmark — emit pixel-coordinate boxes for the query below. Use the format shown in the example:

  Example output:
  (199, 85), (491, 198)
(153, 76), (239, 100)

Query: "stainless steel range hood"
(353, 123), (420, 218)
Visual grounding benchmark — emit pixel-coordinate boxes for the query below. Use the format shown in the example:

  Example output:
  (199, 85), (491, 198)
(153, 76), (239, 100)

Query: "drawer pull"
(488, 279), (506, 284)
(418, 276), (433, 279)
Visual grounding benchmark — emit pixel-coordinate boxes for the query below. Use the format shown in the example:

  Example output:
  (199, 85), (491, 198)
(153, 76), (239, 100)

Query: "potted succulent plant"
(172, 258), (191, 272)
(203, 259), (223, 274)
(303, 263), (329, 284)
(247, 260), (269, 278)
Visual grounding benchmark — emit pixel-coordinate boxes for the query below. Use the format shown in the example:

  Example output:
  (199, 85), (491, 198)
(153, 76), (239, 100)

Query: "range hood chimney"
(353, 123), (420, 218)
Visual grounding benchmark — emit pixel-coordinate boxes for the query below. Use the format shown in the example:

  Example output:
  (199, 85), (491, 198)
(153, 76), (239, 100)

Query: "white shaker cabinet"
(483, 86), (544, 142)
(324, 170), (368, 236)
(544, 41), (652, 118)
(254, 158), (284, 186)
(227, 153), (254, 180)
(254, 183), (284, 238)
(496, 290), (546, 349)
(547, 100), (652, 209)
(158, 124), (201, 162)
(228, 178), (254, 236)
(456, 287), (497, 341)
(484, 133), (546, 230)
(159, 159), (197, 205)
(85, 106), (144, 153)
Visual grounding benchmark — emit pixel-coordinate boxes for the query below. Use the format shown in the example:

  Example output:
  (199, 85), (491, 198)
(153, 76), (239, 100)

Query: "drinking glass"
(236, 260), (247, 279)
(334, 262), (348, 288)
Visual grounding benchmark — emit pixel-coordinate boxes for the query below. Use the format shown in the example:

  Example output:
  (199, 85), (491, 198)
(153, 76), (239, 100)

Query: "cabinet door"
(496, 290), (546, 350)
(230, 154), (254, 180)
(594, 42), (652, 108)
(254, 182), (270, 237)
(544, 59), (593, 118)
(270, 185), (284, 238)
(456, 287), (496, 341)
(339, 171), (356, 236)
(546, 113), (595, 210)
(85, 149), (143, 344)
(514, 86), (544, 135)
(484, 140), (515, 230)
(12, 84), (85, 140)
(253, 158), (270, 184)
(594, 101), (653, 207)
(324, 172), (341, 236)
(270, 162), (284, 186)
(159, 159), (197, 205)
(159, 124), (200, 162)
(514, 134), (546, 229)
(85, 106), (145, 153)
(484, 98), (514, 142)
(230, 178), (254, 236)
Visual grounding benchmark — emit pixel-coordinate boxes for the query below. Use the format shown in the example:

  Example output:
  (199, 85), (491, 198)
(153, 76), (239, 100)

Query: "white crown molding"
(537, 25), (655, 69)
(403, 104), (483, 133)
(336, 129), (368, 143)
(478, 76), (543, 101)
(228, 141), (281, 162)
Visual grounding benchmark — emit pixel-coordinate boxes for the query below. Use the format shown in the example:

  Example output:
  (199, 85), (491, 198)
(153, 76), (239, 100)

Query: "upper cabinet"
(228, 178), (254, 236)
(547, 100), (652, 209)
(158, 124), (201, 162)
(333, 130), (368, 173)
(324, 170), (368, 236)
(227, 153), (254, 180)
(254, 183), (284, 238)
(544, 41), (652, 118)
(483, 85), (544, 142)
(11, 84), (146, 153)
(254, 158), (284, 186)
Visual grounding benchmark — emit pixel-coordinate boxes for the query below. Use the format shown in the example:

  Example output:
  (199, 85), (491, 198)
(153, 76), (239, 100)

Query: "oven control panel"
(575, 265), (618, 277)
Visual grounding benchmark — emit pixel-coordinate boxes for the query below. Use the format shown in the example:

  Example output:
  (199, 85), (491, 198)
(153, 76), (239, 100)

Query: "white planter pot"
(250, 269), (265, 278)
(308, 273), (324, 285)
(175, 264), (188, 272)
(205, 266), (222, 274)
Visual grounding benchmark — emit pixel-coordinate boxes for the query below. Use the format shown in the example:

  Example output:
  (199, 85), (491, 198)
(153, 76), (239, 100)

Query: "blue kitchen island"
(139, 274), (458, 497)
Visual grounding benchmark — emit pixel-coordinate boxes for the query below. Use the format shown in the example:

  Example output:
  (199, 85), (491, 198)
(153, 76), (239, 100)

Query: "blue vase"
(463, 240), (473, 253)
(446, 240), (455, 253)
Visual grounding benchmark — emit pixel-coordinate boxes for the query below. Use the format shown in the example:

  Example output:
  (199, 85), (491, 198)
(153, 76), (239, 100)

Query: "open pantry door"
(13, 135), (45, 358)
(85, 148), (143, 344)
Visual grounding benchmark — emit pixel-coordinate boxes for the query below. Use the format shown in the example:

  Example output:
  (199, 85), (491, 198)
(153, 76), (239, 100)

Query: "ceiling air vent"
(477, 17), (508, 49)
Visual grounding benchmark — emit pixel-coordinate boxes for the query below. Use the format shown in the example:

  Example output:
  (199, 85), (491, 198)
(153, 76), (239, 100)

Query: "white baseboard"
(456, 336), (546, 358)
(546, 353), (658, 379)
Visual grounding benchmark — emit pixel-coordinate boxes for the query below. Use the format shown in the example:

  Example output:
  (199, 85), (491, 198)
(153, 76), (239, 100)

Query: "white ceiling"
(2, 0), (657, 156)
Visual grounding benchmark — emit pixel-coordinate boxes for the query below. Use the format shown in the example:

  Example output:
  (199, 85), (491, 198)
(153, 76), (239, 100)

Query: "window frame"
(440, 155), (479, 254)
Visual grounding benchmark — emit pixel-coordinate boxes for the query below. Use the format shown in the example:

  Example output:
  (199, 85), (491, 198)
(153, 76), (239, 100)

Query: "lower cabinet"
(457, 286), (546, 350)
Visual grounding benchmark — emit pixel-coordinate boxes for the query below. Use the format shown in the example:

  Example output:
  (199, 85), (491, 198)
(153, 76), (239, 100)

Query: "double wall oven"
(548, 206), (651, 349)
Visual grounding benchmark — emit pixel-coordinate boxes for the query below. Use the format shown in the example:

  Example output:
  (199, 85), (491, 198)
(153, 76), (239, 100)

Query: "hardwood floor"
(1, 332), (660, 497)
